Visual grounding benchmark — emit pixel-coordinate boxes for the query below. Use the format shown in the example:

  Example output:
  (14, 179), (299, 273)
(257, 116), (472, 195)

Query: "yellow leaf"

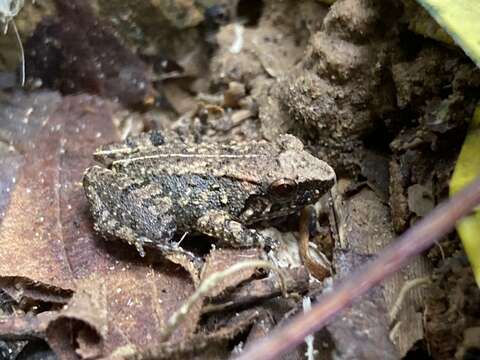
(416, 0), (480, 67)
(450, 106), (480, 286)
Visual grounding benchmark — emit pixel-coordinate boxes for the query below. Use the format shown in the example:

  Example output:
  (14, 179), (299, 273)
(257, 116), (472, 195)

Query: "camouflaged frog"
(83, 132), (335, 258)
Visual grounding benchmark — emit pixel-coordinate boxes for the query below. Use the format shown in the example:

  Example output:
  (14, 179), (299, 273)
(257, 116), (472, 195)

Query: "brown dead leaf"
(122, 308), (261, 360)
(0, 92), (196, 358)
(0, 312), (53, 341)
(0, 277), (72, 306)
(0, 91), (74, 292)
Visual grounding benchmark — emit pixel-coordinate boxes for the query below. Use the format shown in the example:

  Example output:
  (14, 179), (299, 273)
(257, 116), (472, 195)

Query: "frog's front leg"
(195, 210), (276, 249)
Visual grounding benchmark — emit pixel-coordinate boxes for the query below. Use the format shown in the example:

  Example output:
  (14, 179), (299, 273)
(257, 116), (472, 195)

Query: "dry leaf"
(0, 92), (196, 358)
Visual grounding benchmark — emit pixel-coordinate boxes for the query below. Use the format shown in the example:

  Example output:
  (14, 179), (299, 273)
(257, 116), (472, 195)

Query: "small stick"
(389, 276), (431, 321)
(235, 176), (480, 360)
(160, 259), (287, 342)
(11, 20), (25, 86)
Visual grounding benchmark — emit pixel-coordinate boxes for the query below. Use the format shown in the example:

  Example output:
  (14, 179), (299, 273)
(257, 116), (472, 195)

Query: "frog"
(83, 131), (335, 259)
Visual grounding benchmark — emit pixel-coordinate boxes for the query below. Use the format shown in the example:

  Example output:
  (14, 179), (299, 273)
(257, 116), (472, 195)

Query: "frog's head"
(241, 135), (336, 223)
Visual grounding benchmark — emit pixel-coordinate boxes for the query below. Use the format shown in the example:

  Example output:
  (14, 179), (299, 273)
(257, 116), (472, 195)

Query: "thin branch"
(11, 20), (25, 87)
(160, 260), (287, 342)
(389, 276), (431, 321)
(235, 176), (480, 360)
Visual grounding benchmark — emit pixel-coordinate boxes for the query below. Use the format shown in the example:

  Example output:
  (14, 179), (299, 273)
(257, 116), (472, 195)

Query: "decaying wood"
(331, 180), (430, 356)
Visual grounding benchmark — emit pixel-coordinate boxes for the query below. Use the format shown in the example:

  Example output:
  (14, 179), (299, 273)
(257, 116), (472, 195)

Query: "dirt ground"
(0, 0), (479, 359)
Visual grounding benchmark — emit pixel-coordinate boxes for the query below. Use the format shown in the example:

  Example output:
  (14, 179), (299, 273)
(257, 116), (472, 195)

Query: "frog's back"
(92, 131), (335, 191)
(95, 133), (277, 185)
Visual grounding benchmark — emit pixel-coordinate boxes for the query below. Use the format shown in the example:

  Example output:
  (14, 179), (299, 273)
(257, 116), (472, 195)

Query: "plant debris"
(25, 0), (155, 107)
(1, 0), (479, 358)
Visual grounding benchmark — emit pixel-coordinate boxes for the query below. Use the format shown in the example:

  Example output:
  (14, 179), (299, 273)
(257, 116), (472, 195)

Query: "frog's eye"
(269, 179), (297, 197)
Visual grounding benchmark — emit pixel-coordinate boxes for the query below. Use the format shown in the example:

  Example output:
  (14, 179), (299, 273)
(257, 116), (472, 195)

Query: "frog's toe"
(133, 237), (147, 257)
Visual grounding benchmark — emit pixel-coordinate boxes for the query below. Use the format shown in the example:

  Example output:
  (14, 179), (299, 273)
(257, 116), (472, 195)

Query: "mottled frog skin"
(83, 131), (335, 258)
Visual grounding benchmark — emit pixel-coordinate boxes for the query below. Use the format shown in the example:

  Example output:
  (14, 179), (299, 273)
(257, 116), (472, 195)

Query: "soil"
(0, 0), (479, 359)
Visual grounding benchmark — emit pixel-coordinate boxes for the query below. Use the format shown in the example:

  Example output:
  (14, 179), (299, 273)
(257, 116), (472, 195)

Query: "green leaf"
(415, 0), (480, 67)
(450, 105), (480, 286)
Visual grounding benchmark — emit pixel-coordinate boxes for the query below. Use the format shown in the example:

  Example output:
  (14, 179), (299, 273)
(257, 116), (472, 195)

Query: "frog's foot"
(196, 210), (277, 249)
(92, 218), (151, 257)
(117, 233), (198, 264)
(93, 220), (195, 261)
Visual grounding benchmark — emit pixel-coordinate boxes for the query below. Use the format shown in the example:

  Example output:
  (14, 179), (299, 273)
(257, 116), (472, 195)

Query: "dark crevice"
(236, 0), (264, 27)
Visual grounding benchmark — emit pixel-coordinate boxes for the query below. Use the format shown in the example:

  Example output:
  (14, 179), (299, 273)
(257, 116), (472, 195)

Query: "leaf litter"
(2, 0), (480, 358)
(0, 91), (307, 358)
(0, 93), (214, 357)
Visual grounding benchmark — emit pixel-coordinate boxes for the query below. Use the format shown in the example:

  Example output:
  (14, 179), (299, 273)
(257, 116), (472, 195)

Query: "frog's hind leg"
(83, 165), (183, 258)
(195, 210), (276, 249)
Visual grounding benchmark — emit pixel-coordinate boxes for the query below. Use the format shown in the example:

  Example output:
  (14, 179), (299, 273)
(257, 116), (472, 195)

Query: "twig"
(11, 20), (25, 86)
(389, 276), (431, 321)
(201, 267), (310, 314)
(160, 260), (287, 342)
(235, 176), (480, 360)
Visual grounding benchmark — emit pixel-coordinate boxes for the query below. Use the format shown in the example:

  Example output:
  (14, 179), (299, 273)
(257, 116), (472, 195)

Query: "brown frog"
(83, 131), (335, 258)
